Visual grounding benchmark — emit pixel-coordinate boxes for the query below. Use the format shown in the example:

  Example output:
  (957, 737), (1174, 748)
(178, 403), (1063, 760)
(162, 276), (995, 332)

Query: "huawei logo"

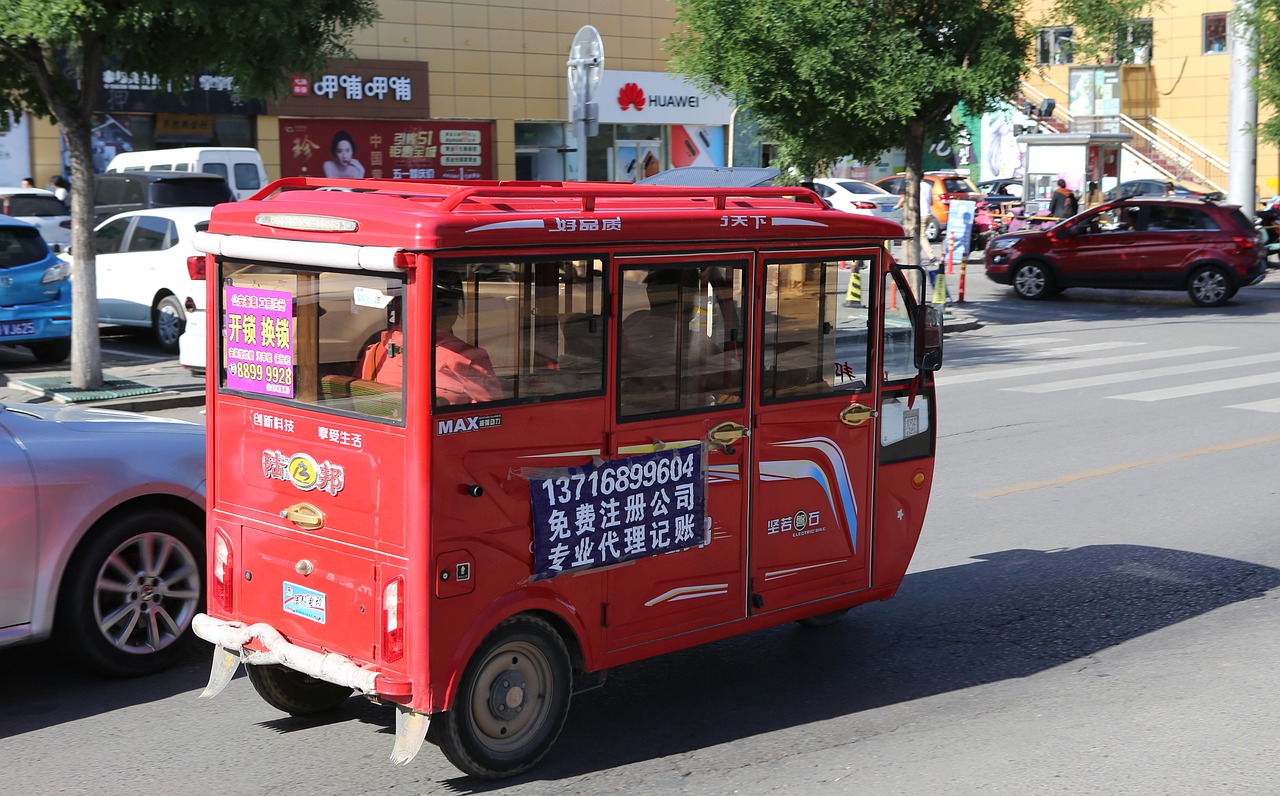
(617, 82), (646, 111)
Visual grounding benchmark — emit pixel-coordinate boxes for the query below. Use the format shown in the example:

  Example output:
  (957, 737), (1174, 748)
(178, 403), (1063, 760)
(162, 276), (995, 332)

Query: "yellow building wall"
(1022, 0), (1280, 197)
(329, 0), (678, 180)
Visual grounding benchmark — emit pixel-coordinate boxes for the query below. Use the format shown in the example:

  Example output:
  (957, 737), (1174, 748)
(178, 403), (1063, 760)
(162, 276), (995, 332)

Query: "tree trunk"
(61, 114), (103, 389)
(900, 121), (927, 265)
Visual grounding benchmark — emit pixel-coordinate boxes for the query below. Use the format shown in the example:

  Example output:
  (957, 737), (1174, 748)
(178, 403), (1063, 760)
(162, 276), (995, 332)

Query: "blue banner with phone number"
(529, 447), (706, 579)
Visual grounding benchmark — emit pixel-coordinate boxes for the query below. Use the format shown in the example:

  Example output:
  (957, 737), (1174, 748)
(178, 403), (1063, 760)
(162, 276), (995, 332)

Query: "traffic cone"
(932, 266), (948, 304)
(844, 266), (862, 307)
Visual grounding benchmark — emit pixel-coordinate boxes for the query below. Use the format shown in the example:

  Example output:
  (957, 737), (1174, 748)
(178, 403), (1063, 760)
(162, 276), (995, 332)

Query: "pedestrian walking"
(1047, 178), (1078, 220)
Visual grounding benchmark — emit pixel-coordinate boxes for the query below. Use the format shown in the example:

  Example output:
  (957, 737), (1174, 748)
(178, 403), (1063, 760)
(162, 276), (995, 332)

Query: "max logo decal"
(437, 414), (502, 436)
(617, 82), (646, 111)
(262, 449), (346, 496)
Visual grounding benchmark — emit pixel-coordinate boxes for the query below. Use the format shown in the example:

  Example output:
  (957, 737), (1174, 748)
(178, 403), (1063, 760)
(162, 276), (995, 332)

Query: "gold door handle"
(707, 421), (749, 453)
(839, 403), (878, 427)
(280, 502), (325, 530)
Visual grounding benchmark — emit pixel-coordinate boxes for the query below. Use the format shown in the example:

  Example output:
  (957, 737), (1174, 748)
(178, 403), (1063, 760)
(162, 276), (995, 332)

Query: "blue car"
(0, 215), (72, 363)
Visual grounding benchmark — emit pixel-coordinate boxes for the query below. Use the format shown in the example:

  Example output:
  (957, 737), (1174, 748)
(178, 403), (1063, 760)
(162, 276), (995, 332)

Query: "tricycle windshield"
(218, 260), (407, 422)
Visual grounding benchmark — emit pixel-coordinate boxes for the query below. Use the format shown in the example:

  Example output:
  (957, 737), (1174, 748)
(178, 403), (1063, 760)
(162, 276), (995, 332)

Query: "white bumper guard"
(192, 613), (430, 764)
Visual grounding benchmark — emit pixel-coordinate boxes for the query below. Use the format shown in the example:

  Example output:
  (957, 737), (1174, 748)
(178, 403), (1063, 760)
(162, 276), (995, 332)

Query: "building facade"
(13, 0), (1275, 199)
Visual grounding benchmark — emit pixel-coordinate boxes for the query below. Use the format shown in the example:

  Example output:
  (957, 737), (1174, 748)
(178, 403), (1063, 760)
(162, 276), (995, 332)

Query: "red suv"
(984, 197), (1267, 307)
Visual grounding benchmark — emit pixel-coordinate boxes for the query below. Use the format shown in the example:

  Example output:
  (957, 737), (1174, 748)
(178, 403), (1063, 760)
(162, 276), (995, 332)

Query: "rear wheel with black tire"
(29, 339), (71, 363)
(153, 295), (185, 353)
(1187, 265), (1236, 307)
(1012, 261), (1054, 300)
(56, 507), (203, 677)
(246, 664), (354, 715)
(436, 615), (572, 780)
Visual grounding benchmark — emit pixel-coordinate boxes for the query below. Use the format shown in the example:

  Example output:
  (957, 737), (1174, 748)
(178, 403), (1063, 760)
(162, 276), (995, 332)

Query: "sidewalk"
(0, 358), (206, 411)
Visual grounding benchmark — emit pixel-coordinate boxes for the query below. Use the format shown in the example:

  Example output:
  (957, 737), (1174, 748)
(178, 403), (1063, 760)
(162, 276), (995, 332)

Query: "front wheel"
(246, 664), (353, 715)
(56, 507), (203, 677)
(153, 295), (185, 353)
(436, 615), (572, 779)
(1012, 261), (1054, 300)
(1187, 265), (1235, 307)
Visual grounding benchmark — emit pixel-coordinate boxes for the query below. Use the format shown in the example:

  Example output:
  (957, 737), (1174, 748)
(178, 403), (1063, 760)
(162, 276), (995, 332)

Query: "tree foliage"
(1242, 0), (1280, 146)
(667, 0), (1031, 262)
(0, 0), (378, 386)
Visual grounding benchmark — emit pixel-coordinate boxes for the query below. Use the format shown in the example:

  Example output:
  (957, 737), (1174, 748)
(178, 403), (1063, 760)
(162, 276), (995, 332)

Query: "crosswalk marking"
(1008, 351), (1280, 393)
(938, 345), (1230, 385)
(1111, 371), (1280, 401)
(1228, 397), (1280, 413)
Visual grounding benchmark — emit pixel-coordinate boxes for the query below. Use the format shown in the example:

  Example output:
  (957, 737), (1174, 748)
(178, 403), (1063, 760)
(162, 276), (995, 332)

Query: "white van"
(105, 147), (267, 200)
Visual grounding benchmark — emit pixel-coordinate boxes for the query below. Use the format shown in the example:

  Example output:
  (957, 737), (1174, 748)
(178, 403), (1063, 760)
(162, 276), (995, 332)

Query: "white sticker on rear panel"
(353, 286), (393, 308)
(282, 581), (327, 624)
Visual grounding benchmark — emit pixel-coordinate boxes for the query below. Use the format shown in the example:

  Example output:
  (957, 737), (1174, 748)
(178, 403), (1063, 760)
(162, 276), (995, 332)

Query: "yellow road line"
(975, 433), (1280, 499)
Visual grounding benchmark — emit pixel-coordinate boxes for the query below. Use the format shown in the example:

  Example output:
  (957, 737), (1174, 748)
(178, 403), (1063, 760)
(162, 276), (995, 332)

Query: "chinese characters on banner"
(224, 286), (295, 398)
(529, 447), (707, 579)
(278, 119), (493, 181)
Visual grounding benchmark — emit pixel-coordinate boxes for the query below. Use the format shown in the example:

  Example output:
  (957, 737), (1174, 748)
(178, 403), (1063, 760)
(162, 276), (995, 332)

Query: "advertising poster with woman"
(278, 119), (493, 181)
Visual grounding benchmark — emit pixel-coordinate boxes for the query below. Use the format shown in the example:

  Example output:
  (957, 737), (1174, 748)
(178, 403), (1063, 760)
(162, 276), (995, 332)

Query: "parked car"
(1102, 178), (1224, 202)
(978, 178), (1024, 211)
(874, 171), (988, 242)
(1, 187), (72, 250)
(984, 197), (1267, 306)
(0, 216), (72, 363)
(105, 147), (268, 200)
(0, 401), (205, 676)
(802, 178), (903, 225)
(93, 170), (233, 223)
(79, 207), (212, 352)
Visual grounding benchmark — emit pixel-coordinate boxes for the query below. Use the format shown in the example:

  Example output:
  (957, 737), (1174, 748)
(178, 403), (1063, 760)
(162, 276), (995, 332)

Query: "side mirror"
(914, 304), (944, 371)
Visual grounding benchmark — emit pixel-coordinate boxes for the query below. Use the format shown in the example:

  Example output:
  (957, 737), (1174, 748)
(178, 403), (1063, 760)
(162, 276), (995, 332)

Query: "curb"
(88, 389), (207, 413)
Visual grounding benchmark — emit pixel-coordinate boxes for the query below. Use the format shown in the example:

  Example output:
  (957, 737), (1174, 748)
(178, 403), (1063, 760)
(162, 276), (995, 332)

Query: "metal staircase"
(1015, 79), (1227, 194)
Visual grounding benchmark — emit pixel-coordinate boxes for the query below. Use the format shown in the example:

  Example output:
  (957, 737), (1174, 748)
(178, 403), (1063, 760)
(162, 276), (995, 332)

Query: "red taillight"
(60, 220), (71, 229)
(1232, 236), (1256, 248)
(187, 255), (207, 280)
(851, 201), (877, 211)
(213, 528), (234, 612)
(382, 576), (405, 662)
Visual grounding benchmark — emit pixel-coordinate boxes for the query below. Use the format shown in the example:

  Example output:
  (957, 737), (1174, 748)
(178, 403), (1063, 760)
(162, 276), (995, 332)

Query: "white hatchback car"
(85, 206), (211, 353)
(0, 187), (72, 249)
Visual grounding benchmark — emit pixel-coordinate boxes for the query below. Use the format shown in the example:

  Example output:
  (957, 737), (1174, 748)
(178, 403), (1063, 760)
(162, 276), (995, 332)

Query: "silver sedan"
(0, 402), (205, 676)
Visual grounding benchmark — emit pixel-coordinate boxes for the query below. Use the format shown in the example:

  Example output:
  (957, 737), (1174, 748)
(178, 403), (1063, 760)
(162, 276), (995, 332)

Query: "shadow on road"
(2, 544), (1276, 784)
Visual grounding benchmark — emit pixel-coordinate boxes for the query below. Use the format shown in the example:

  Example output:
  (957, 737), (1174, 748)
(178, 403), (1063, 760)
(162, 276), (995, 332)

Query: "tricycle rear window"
(219, 261), (407, 422)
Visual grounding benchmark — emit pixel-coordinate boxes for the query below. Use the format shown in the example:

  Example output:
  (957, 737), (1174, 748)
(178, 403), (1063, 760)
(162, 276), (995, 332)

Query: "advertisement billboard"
(278, 119), (493, 181)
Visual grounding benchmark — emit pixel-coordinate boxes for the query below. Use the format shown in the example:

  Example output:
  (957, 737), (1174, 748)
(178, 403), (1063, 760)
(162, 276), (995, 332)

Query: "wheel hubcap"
(1194, 273), (1225, 303)
(94, 532), (200, 655)
(470, 643), (552, 750)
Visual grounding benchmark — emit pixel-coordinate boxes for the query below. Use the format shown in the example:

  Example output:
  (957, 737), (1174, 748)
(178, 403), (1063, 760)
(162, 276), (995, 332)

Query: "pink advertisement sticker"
(224, 286), (295, 398)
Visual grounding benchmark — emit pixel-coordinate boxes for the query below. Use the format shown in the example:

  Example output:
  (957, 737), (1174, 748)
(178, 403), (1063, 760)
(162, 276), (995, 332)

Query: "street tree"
(668, 0), (1031, 264)
(0, 0), (378, 388)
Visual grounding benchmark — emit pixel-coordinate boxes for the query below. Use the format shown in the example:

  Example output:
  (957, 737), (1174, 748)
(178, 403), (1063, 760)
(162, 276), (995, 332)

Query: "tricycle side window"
(218, 260), (408, 423)
(433, 259), (605, 411)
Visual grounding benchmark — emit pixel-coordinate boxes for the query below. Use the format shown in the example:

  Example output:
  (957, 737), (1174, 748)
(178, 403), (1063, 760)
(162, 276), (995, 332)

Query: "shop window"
(1204, 13), (1228, 54)
(1037, 27), (1074, 65)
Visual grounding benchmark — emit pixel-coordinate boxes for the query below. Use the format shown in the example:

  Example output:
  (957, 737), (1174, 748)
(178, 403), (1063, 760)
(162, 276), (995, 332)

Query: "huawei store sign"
(601, 71), (734, 125)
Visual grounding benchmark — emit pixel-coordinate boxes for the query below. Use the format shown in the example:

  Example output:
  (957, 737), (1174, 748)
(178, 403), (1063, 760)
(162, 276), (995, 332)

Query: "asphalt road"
(3, 273), (1278, 794)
